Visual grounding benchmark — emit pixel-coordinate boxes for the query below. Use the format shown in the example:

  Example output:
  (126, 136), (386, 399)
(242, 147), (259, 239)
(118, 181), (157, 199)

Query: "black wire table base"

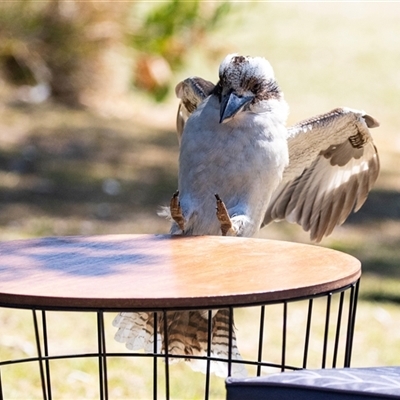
(0, 280), (359, 400)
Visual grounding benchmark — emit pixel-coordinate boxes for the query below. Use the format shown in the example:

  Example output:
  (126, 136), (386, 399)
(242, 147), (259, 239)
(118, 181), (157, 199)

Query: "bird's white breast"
(178, 95), (289, 236)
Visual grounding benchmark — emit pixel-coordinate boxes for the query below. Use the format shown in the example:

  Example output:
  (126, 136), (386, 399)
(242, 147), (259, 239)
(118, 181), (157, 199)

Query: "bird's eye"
(252, 82), (261, 92)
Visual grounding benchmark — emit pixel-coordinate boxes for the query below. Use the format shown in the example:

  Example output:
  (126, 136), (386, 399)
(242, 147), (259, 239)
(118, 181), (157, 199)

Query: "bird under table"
(0, 234), (361, 399)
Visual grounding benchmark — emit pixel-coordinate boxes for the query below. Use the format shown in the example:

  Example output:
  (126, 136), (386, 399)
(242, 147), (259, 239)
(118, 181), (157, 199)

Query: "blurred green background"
(0, 1), (399, 398)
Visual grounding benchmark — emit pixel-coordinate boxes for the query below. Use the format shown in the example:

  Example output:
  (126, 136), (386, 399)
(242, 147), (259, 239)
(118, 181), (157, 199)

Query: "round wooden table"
(0, 234), (361, 400)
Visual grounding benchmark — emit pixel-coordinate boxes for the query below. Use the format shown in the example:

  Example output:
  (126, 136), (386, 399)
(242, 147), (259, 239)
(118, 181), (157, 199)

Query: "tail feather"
(211, 309), (247, 378)
(113, 312), (161, 352)
(112, 309), (247, 378)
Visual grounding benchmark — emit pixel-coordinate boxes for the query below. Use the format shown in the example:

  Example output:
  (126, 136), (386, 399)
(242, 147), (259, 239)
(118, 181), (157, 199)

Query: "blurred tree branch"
(129, 0), (231, 101)
(0, 0), (232, 107)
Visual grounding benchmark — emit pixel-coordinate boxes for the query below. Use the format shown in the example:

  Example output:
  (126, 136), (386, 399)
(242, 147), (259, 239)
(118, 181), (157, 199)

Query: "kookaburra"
(113, 54), (380, 378)
(172, 54), (379, 240)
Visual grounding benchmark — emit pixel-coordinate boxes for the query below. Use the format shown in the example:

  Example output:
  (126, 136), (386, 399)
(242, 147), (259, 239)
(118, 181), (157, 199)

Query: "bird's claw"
(215, 194), (236, 236)
(170, 191), (185, 233)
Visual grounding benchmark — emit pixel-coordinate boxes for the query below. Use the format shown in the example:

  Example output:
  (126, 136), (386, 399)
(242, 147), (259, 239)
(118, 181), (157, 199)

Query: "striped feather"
(113, 309), (247, 378)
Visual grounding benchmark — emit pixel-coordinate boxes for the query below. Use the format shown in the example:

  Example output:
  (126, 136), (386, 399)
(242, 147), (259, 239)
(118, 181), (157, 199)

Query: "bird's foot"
(215, 194), (236, 236)
(170, 191), (185, 233)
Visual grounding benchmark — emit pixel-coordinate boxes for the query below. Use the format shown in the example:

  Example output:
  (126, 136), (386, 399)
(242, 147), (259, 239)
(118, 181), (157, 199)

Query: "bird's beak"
(219, 90), (255, 123)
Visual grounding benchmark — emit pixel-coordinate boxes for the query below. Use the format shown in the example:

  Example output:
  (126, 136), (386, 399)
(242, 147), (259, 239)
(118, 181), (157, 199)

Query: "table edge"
(0, 269), (361, 311)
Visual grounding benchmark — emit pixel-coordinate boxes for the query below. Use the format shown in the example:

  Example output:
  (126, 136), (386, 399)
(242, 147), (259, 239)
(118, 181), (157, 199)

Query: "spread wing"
(175, 77), (215, 142)
(263, 107), (380, 242)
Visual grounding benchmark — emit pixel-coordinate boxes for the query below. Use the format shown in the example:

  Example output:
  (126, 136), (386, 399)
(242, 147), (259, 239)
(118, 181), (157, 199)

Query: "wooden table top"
(0, 234), (361, 311)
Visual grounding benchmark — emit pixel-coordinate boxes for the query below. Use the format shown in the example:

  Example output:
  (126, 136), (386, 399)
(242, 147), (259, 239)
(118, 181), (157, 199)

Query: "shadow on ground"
(0, 103), (179, 229)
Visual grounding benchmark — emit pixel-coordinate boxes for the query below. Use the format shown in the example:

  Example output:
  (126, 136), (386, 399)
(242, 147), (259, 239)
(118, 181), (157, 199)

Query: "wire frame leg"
(344, 280), (360, 367)
(281, 302), (287, 372)
(0, 367), (3, 400)
(153, 312), (158, 400)
(227, 307), (234, 377)
(32, 310), (49, 400)
(332, 292), (345, 368)
(97, 311), (108, 400)
(163, 310), (170, 400)
(321, 294), (332, 368)
(203, 309), (213, 400)
(256, 306), (265, 376)
(302, 299), (313, 369)
(41, 311), (52, 399)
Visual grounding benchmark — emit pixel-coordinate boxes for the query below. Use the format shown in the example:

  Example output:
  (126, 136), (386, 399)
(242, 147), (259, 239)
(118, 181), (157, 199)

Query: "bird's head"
(215, 54), (282, 123)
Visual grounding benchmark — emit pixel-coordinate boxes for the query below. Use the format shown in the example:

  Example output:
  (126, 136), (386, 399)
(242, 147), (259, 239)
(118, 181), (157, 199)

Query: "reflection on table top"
(0, 234), (361, 310)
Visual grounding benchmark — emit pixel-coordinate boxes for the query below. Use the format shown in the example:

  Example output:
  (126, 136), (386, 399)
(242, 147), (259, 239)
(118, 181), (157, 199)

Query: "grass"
(1, 2), (400, 399)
